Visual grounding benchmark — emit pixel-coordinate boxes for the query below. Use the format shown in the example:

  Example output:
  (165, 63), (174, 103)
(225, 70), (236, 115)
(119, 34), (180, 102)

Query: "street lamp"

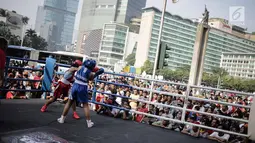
(149, 0), (179, 101)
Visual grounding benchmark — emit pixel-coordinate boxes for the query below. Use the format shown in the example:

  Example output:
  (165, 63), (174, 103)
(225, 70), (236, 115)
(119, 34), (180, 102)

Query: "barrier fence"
(1, 56), (253, 138)
(91, 72), (252, 137)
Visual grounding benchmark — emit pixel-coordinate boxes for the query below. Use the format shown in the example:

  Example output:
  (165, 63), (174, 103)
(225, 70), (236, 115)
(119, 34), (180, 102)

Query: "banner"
(123, 66), (130, 73)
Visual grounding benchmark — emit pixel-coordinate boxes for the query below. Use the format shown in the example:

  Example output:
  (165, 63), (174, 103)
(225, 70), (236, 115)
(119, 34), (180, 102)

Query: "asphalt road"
(0, 99), (216, 143)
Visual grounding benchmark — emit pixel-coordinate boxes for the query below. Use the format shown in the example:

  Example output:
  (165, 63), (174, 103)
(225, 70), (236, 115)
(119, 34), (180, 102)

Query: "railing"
(92, 72), (252, 138)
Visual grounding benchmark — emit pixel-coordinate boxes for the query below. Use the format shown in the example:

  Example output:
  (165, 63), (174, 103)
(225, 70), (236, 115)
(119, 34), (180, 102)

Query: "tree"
(202, 72), (218, 87)
(25, 29), (36, 37)
(141, 60), (153, 75)
(158, 68), (173, 80)
(9, 35), (21, 45)
(0, 9), (9, 17)
(212, 67), (228, 77)
(125, 53), (136, 66)
(31, 36), (48, 50)
(0, 21), (12, 39)
(22, 16), (29, 25)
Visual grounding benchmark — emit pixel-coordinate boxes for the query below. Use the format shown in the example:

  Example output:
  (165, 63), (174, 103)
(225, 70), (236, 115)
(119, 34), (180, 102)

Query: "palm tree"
(9, 35), (21, 45)
(22, 16), (29, 25)
(25, 29), (36, 37)
(0, 8), (9, 17)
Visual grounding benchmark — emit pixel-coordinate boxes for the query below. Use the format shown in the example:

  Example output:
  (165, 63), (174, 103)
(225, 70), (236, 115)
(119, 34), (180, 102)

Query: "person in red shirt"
(135, 103), (148, 122)
(0, 37), (8, 88)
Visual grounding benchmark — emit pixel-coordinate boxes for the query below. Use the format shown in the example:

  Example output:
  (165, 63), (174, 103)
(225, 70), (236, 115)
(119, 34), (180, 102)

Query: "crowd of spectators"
(88, 74), (252, 143)
(1, 60), (62, 99)
(1, 61), (253, 143)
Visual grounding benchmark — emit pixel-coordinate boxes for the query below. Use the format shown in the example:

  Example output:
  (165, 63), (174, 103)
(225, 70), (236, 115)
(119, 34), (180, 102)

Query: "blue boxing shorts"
(70, 82), (88, 103)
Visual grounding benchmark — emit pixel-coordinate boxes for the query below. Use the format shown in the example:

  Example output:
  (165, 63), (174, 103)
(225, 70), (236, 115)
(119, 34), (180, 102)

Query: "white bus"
(7, 45), (90, 72)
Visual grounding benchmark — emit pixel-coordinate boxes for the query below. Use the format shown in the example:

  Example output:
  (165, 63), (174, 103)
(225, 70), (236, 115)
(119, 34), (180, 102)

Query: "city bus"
(38, 51), (88, 72)
(7, 45), (90, 72)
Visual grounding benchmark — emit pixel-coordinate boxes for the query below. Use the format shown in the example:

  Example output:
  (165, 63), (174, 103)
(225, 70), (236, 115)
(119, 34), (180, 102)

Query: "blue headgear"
(83, 59), (96, 70)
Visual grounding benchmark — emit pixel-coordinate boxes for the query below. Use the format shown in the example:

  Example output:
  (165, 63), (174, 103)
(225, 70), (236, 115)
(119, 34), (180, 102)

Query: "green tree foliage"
(141, 60), (153, 75)
(22, 16), (29, 25)
(23, 29), (48, 50)
(0, 23), (48, 50)
(141, 61), (255, 92)
(125, 53), (136, 66)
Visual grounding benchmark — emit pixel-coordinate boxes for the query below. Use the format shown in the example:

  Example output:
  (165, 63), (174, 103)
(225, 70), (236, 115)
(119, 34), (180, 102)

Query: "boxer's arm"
(93, 68), (104, 78)
(69, 67), (78, 72)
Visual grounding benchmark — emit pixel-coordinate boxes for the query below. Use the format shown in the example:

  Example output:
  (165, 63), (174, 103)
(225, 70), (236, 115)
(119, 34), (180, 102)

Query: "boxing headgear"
(83, 59), (96, 70)
(72, 60), (82, 67)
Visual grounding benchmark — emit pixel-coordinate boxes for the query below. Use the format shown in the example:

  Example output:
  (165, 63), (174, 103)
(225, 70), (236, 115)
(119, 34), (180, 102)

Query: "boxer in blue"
(57, 59), (104, 128)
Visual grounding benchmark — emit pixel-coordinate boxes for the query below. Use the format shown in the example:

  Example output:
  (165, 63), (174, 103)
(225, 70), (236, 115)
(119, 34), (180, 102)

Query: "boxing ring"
(1, 56), (255, 142)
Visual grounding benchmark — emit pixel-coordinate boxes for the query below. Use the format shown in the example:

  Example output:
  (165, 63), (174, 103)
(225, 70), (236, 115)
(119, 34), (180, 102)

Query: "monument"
(188, 5), (210, 90)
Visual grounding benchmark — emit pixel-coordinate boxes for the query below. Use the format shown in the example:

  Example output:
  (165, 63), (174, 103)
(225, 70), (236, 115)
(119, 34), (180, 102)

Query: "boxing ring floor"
(0, 99), (216, 143)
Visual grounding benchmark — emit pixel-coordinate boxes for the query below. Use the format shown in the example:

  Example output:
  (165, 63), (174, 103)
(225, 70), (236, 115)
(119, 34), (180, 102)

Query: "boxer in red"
(41, 60), (82, 119)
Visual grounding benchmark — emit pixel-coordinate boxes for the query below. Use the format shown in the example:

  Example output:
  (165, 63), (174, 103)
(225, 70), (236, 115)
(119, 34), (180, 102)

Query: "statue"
(201, 5), (209, 24)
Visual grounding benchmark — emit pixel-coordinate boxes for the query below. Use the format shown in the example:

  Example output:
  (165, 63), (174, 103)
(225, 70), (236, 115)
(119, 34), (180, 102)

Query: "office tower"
(76, 0), (147, 53)
(135, 7), (255, 72)
(98, 23), (129, 69)
(221, 53), (255, 79)
(35, 0), (79, 51)
(81, 29), (103, 58)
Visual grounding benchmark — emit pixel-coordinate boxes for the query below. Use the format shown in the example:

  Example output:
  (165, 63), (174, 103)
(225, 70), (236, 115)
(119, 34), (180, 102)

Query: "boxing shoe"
(40, 105), (47, 112)
(57, 116), (66, 124)
(73, 112), (80, 119)
(87, 120), (94, 128)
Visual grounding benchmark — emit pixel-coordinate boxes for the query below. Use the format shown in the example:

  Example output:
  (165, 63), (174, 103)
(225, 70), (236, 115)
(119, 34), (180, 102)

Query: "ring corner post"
(41, 57), (56, 99)
(248, 101), (255, 141)
(92, 76), (98, 103)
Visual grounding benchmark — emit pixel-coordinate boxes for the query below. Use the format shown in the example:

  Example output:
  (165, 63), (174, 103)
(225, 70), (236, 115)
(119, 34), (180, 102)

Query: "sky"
(0, 0), (254, 35)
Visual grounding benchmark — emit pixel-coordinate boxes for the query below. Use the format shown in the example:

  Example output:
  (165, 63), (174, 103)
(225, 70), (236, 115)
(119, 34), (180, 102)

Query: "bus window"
(38, 52), (51, 61)
(6, 48), (30, 58)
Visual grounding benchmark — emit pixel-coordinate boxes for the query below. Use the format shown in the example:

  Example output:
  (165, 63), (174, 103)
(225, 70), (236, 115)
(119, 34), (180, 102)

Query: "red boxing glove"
(92, 66), (99, 72)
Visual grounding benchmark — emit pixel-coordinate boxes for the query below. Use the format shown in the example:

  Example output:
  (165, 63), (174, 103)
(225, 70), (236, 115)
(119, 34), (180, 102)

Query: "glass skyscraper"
(98, 23), (129, 69)
(36, 0), (79, 51)
(76, 0), (146, 53)
(135, 7), (255, 72)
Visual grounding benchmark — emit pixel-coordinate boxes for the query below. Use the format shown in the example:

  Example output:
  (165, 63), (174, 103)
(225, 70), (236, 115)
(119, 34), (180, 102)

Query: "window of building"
(101, 5), (106, 8)
(108, 5), (114, 8)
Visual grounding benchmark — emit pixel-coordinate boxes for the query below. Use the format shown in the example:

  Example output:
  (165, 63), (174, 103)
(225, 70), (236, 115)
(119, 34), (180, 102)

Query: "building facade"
(0, 9), (25, 38)
(135, 7), (255, 72)
(76, 0), (146, 53)
(98, 23), (129, 69)
(81, 29), (103, 58)
(220, 53), (255, 79)
(35, 0), (79, 51)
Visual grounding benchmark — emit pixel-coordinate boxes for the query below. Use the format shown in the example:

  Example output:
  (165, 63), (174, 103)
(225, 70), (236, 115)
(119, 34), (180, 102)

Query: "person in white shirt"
(129, 89), (139, 110)
(208, 125), (230, 143)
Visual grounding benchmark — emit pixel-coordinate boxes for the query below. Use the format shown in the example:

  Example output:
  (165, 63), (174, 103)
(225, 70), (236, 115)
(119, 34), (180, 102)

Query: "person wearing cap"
(0, 37), (8, 87)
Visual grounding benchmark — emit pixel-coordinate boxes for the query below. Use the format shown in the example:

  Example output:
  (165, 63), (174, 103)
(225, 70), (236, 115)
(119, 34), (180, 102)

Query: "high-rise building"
(220, 53), (255, 79)
(81, 29), (103, 58)
(135, 7), (255, 72)
(35, 0), (79, 51)
(76, 0), (147, 53)
(98, 23), (134, 69)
